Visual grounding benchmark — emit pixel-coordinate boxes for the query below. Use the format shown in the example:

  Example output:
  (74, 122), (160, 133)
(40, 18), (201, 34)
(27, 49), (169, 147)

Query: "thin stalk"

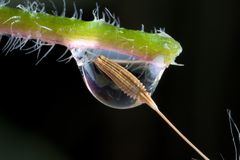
(94, 55), (210, 160)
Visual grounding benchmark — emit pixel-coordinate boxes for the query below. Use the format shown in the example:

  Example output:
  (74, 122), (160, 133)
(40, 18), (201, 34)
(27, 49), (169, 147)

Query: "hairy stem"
(0, 6), (182, 65)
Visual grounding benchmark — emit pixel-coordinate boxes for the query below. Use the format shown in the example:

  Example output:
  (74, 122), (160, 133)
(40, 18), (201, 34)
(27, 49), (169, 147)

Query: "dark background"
(0, 0), (239, 159)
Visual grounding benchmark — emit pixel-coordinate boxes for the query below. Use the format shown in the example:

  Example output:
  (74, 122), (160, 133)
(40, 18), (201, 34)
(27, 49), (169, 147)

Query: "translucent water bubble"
(71, 49), (210, 160)
(71, 48), (167, 109)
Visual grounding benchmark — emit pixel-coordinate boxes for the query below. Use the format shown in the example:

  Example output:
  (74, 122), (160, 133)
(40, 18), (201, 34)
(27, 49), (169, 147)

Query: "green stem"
(0, 6), (182, 64)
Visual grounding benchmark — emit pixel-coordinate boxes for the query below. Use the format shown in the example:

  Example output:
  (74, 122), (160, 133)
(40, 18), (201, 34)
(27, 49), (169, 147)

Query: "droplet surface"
(71, 48), (166, 109)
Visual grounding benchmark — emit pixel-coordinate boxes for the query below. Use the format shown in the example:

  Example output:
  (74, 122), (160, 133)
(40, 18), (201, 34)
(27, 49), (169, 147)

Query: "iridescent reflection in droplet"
(71, 48), (166, 109)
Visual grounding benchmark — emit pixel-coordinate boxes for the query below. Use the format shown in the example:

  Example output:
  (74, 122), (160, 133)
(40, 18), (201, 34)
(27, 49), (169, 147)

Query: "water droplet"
(71, 48), (166, 109)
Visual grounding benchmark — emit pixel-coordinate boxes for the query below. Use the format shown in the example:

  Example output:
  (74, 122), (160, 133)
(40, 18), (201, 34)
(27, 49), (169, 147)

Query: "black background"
(0, 0), (240, 159)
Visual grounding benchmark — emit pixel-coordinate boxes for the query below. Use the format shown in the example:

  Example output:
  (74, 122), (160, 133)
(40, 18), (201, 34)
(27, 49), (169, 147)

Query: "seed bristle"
(94, 55), (210, 160)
